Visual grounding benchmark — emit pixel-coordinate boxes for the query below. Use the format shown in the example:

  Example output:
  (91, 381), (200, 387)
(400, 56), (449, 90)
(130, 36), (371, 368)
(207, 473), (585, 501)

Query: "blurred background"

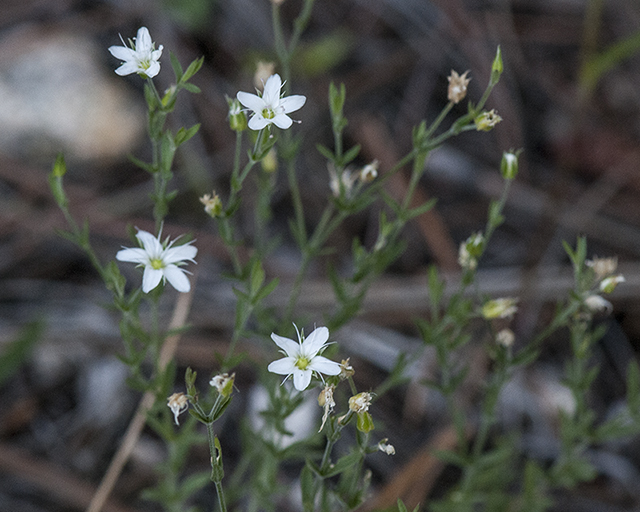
(2, 0), (640, 510)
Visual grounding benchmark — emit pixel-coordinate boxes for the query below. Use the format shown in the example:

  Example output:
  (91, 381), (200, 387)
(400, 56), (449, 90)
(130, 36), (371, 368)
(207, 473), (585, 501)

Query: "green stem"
(286, 157), (307, 247)
(206, 423), (227, 512)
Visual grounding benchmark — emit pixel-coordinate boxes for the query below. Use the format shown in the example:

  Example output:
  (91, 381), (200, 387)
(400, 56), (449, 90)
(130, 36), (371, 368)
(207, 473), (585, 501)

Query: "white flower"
(236, 74), (306, 130)
(167, 392), (189, 425)
(268, 325), (341, 391)
(116, 229), (197, 293)
(108, 27), (163, 78)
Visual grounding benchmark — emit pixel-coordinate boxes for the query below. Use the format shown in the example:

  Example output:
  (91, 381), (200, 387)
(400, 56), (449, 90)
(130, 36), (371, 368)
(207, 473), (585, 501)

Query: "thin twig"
(86, 279), (196, 512)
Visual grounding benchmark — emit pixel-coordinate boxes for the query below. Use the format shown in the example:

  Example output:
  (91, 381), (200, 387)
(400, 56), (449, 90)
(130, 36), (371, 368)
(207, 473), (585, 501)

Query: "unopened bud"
(500, 150), (520, 180)
(600, 275), (625, 294)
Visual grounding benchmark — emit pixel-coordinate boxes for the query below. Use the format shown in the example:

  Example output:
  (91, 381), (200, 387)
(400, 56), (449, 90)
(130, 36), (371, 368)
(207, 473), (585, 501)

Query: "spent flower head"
(586, 256), (618, 281)
(349, 392), (373, 413)
(167, 392), (189, 425)
(378, 439), (396, 455)
(458, 232), (484, 271)
(267, 325), (341, 391)
(237, 74), (306, 130)
(210, 373), (235, 397)
(482, 297), (518, 319)
(339, 358), (355, 380)
(200, 192), (223, 218)
(496, 328), (515, 348)
(360, 160), (379, 183)
(116, 229), (197, 293)
(318, 385), (336, 432)
(108, 27), (163, 79)
(475, 109), (502, 131)
(447, 70), (470, 104)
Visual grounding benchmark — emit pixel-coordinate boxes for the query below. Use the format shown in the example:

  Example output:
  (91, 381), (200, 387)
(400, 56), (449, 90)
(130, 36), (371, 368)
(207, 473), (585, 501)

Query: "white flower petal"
(135, 27), (152, 53)
(142, 267), (163, 293)
(237, 91), (265, 112)
(163, 265), (191, 292)
(114, 62), (141, 76)
(270, 333), (300, 357)
(279, 95), (306, 114)
(293, 369), (312, 391)
(302, 326), (329, 355)
(272, 114), (293, 129)
(164, 243), (197, 264)
(249, 115), (270, 130)
(268, 357), (296, 375)
(144, 61), (161, 78)
(136, 230), (162, 254)
(309, 356), (341, 375)
(116, 247), (148, 264)
(108, 46), (136, 60)
(262, 74), (282, 105)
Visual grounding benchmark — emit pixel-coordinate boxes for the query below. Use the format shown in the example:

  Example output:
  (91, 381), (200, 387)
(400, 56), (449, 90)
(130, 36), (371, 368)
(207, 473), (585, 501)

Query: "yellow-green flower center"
(262, 108), (275, 119)
(150, 258), (165, 270)
(295, 356), (310, 370)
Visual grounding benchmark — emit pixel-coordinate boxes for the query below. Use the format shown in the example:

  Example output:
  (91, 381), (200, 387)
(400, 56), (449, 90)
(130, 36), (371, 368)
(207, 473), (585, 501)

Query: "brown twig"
(86, 281), (196, 512)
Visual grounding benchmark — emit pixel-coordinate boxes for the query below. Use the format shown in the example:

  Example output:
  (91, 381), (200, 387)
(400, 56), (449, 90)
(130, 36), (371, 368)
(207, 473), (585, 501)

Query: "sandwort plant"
(48, 3), (640, 511)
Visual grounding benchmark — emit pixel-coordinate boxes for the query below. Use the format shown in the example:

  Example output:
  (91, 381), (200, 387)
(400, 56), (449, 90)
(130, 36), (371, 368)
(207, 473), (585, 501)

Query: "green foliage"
(0, 321), (43, 388)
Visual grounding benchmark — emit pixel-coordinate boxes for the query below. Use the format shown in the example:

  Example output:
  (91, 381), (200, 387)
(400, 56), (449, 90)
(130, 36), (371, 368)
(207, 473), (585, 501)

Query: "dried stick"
(86, 283), (196, 512)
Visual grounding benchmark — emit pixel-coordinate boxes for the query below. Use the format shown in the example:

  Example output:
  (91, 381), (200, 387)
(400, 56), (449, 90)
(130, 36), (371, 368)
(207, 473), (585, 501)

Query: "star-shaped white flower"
(268, 325), (341, 391)
(116, 229), (197, 293)
(108, 27), (163, 78)
(236, 74), (306, 130)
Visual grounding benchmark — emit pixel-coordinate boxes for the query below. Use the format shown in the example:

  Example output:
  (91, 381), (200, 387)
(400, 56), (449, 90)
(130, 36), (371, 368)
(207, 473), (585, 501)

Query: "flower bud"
(227, 96), (247, 132)
(254, 61), (276, 91)
(261, 148), (278, 173)
(491, 46), (503, 82)
(600, 275), (625, 294)
(356, 411), (375, 433)
(500, 150), (520, 180)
